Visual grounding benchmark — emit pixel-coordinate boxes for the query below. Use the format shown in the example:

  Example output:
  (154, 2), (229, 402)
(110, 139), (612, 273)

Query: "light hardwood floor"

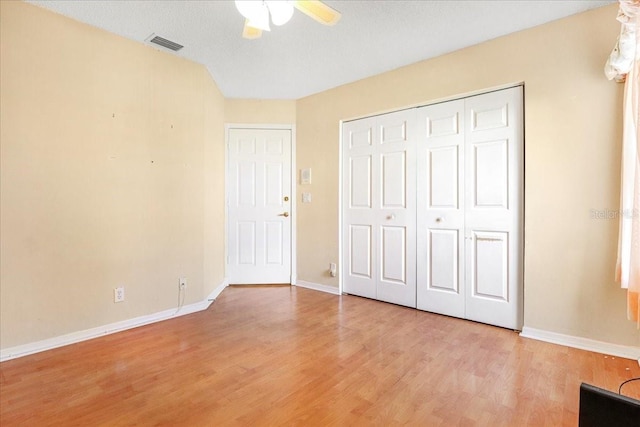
(1, 285), (639, 426)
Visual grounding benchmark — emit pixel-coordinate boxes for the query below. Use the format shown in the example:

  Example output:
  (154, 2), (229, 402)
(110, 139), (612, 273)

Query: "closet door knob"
(436, 217), (443, 223)
(386, 214), (396, 220)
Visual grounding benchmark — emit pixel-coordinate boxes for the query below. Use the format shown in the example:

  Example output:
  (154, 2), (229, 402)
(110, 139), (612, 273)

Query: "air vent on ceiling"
(146, 34), (183, 52)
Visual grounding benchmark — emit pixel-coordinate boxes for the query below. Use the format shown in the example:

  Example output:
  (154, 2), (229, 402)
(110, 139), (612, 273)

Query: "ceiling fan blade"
(242, 20), (263, 39)
(294, 0), (341, 26)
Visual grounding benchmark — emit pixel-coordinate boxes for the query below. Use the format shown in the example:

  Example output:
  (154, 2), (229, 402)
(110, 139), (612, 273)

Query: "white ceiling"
(27, 0), (615, 99)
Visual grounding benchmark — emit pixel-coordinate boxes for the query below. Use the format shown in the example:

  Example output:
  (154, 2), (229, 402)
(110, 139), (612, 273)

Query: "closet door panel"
(429, 146), (460, 209)
(376, 111), (416, 307)
(471, 231), (509, 301)
(428, 229), (460, 293)
(416, 100), (466, 317)
(464, 87), (523, 330)
(473, 139), (509, 209)
(343, 117), (378, 299)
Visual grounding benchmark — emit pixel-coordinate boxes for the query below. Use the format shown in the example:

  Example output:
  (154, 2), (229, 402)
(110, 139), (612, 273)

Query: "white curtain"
(607, 0), (640, 326)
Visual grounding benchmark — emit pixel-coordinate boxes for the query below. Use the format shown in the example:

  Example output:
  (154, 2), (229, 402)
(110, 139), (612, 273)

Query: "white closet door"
(376, 111), (417, 307)
(342, 109), (417, 307)
(464, 87), (523, 329)
(416, 100), (466, 317)
(342, 116), (378, 299)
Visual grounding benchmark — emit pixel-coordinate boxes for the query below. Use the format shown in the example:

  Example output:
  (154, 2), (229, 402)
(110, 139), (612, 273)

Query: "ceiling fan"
(235, 0), (341, 39)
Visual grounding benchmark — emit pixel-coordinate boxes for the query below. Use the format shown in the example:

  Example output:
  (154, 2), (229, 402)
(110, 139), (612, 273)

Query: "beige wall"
(0, 1), (226, 348)
(2, 1), (637, 352)
(296, 4), (640, 346)
(224, 99), (296, 124)
(203, 65), (227, 298)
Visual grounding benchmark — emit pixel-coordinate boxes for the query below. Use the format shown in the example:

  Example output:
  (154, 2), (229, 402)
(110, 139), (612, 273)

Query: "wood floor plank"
(1, 285), (639, 426)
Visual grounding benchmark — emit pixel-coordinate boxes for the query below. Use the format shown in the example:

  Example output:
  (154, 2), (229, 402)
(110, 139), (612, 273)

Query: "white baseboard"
(206, 277), (229, 302)
(294, 280), (341, 295)
(0, 279), (229, 362)
(520, 326), (640, 362)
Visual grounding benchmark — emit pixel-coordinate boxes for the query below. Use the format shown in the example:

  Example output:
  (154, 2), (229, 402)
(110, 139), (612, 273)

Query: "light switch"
(302, 192), (312, 203)
(300, 168), (312, 185)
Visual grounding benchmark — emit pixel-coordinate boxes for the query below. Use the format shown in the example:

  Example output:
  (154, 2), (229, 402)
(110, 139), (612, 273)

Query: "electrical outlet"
(179, 277), (187, 290)
(329, 263), (337, 277)
(114, 287), (125, 303)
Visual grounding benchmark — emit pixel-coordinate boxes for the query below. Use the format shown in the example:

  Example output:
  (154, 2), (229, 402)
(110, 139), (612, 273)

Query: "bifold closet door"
(342, 110), (417, 307)
(464, 87), (523, 330)
(416, 86), (523, 329)
(343, 86), (522, 328)
(416, 100), (466, 318)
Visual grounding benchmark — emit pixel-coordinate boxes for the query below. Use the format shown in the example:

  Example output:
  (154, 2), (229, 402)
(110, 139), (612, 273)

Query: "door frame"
(224, 124), (297, 284)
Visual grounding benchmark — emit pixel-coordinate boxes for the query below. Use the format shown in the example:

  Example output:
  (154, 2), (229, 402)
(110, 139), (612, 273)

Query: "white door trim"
(224, 123), (297, 284)
(338, 121), (344, 295)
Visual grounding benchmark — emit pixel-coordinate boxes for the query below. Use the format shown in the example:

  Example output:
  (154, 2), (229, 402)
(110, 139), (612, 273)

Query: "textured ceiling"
(27, 0), (615, 99)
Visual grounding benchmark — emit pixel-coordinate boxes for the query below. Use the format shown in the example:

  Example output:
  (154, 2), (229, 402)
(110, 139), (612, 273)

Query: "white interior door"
(227, 128), (292, 284)
(416, 99), (466, 317)
(464, 87), (523, 329)
(342, 109), (416, 307)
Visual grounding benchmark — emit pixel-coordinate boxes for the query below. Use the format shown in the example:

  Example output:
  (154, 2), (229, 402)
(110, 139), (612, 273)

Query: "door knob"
(279, 212), (289, 217)
(386, 214), (396, 220)
(435, 217), (443, 223)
